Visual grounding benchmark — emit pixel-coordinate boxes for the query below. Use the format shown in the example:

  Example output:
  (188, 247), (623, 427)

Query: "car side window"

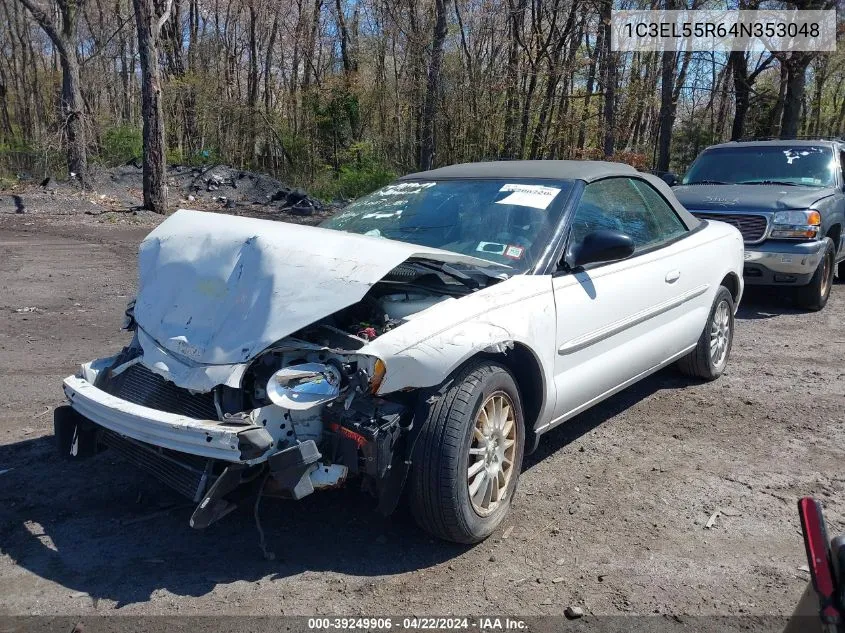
(569, 177), (687, 254)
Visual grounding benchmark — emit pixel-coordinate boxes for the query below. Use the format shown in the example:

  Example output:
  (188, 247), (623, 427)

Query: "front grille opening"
(100, 429), (213, 501)
(101, 363), (219, 420)
(695, 213), (768, 243)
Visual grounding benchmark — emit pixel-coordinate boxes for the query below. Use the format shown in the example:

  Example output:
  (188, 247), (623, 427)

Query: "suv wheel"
(677, 286), (735, 381)
(795, 238), (834, 311)
(408, 361), (525, 544)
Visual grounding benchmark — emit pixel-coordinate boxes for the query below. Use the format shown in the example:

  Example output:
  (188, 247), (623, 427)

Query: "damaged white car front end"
(58, 163), (742, 544)
(57, 209), (523, 529)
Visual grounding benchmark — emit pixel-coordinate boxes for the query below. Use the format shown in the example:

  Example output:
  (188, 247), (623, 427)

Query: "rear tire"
(795, 239), (834, 311)
(676, 286), (735, 381)
(408, 361), (525, 544)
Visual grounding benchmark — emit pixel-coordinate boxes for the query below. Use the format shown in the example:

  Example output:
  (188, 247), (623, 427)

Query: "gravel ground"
(0, 209), (843, 621)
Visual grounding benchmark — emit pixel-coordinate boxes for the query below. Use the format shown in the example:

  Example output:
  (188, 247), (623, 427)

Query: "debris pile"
(1, 162), (343, 224)
(166, 165), (331, 217)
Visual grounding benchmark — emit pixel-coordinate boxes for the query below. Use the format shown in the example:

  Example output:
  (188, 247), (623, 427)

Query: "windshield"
(683, 146), (836, 187)
(320, 178), (573, 272)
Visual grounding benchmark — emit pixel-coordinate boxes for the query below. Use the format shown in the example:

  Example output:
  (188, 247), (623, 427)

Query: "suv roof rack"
(732, 135), (844, 143)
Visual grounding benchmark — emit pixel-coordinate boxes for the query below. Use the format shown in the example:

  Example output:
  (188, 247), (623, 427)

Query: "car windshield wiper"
(686, 179), (729, 185)
(737, 180), (803, 186)
(412, 260), (482, 290)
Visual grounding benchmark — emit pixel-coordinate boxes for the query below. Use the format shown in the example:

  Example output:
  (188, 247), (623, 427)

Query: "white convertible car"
(57, 160), (744, 543)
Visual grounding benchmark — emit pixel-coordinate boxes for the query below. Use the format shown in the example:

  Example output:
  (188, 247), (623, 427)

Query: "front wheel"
(676, 286), (735, 381)
(408, 361), (525, 544)
(795, 239), (834, 311)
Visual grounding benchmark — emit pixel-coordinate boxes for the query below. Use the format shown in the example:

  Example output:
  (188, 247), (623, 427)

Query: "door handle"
(665, 270), (681, 283)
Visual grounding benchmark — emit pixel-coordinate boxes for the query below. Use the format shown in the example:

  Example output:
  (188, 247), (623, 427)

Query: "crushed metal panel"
(135, 209), (506, 368)
(136, 328), (247, 392)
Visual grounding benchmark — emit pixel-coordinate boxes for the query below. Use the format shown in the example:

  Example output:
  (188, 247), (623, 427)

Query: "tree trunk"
(59, 48), (87, 181)
(18, 0), (88, 184)
(133, 0), (173, 213)
(502, 0), (526, 158)
(599, 0), (614, 157)
(729, 51), (749, 141)
(656, 50), (675, 173)
(780, 53), (813, 139)
(418, 0), (447, 171)
(264, 11), (279, 113)
(577, 26), (603, 151)
(247, 4), (259, 109)
(767, 62), (788, 137)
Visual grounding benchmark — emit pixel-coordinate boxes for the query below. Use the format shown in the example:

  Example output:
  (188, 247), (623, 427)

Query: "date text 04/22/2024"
(306, 617), (529, 630)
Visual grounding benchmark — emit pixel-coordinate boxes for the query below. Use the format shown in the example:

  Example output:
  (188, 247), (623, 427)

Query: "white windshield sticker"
(379, 182), (436, 196)
(477, 241), (506, 255)
(495, 184), (561, 210)
(362, 209), (402, 219)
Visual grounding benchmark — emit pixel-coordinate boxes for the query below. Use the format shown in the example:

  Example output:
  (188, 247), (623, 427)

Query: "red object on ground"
(799, 497), (842, 626)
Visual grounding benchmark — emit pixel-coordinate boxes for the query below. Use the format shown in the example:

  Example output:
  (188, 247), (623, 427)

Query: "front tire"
(795, 238), (834, 311)
(408, 361), (525, 544)
(676, 286), (735, 381)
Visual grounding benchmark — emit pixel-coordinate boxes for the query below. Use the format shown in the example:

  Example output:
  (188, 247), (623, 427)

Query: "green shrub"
(100, 126), (142, 166)
(166, 147), (184, 165)
(310, 142), (395, 201)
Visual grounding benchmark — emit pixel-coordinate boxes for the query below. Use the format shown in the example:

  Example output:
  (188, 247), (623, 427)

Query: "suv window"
(569, 177), (687, 254)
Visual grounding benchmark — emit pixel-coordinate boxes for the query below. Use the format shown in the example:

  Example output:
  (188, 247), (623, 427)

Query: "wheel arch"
(826, 223), (842, 254)
(719, 271), (741, 304)
(472, 342), (546, 438)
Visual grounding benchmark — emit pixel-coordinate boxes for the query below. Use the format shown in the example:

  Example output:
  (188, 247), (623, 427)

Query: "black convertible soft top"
(400, 159), (637, 182)
(400, 160), (701, 231)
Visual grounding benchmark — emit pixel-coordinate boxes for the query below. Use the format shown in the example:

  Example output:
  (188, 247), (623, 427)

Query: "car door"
(546, 176), (709, 427)
(837, 148), (845, 258)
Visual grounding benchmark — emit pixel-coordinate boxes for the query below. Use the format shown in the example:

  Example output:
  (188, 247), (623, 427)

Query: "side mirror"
(660, 172), (678, 187)
(565, 229), (635, 269)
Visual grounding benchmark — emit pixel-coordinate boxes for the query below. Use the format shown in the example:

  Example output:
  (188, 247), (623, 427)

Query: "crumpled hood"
(674, 184), (835, 212)
(135, 209), (500, 366)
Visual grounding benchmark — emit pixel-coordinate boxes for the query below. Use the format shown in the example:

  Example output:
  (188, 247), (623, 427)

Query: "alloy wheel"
(709, 299), (731, 369)
(467, 391), (518, 516)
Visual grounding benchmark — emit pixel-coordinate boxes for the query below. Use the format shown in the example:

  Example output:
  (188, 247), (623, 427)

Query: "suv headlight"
(770, 209), (821, 239)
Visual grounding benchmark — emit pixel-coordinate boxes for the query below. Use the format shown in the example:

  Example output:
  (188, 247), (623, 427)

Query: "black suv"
(670, 140), (845, 310)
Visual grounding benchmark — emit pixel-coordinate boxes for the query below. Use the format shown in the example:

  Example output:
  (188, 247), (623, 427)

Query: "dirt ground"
(0, 208), (843, 620)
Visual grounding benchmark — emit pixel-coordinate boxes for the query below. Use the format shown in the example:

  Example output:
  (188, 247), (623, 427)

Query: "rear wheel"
(408, 361), (525, 543)
(677, 286), (735, 381)
(795, 239), (834, 311)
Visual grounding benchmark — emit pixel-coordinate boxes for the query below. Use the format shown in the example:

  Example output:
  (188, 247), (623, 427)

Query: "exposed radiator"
(100, 429), (212, 501)
(103, 363), (218, 420)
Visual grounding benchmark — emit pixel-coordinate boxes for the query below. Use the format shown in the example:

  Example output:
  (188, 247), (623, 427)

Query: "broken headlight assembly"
(770, 209), (821, 239)
(265, 362), (343, 409)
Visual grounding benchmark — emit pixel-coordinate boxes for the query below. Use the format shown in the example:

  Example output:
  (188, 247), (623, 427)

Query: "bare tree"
(598, 0), (614, 157)
(418, 0), (447, 170)
(729, 51), (774, 140)
(777, 0), (834, 139)
(17, 0), (88, 184)
(132, 0), (173, 213)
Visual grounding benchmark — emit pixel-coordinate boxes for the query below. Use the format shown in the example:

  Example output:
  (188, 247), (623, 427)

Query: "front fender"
(360, 275), (557, 414)
(372, 321), (517, 392)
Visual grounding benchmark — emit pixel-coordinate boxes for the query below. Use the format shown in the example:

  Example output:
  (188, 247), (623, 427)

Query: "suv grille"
(102, 363), (218, 420)
(693, 212), (768, 243)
